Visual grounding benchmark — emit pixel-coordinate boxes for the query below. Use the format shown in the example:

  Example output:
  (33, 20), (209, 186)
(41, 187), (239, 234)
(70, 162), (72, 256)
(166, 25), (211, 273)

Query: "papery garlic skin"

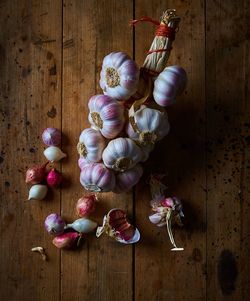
(100, 52), (139, 101)
(44, 146), (67, 162)
(153, 65), (187, 107)
(78, 157), (89, 170)
(88, 94), (125, 139)
(44, 213), (65, 235)
(113, 164), (143, 193)
(77, 128), (106, 163)
(52, 232), (81, 249)
(76, 195), (97, 217)
(65, 218), (97, 233)
(102, 138), (142, 172)
(80, 162), (115, 192)
(42, 127), (61, 146)
(126, 106), (170, 145)
(28, 184), (48, 200)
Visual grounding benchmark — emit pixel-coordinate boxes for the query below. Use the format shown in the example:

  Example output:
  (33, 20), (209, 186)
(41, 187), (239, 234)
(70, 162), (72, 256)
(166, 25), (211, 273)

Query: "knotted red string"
(130, 16), (176, 55)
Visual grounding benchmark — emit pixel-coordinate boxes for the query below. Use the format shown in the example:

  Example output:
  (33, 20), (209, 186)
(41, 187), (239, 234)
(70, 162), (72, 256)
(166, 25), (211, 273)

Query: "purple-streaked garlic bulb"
(102, 138), (142, 172)
(80, 162), (115, 192)
(78, 157), (89, 170)
(113, 164), (143, 194)
(44, 213), (65, 235)
(153, 65), (187, 107)
(100, 52), (139, 101)
(88, 94), (125, 139)
(77, 128), (106, 163)
(126, 105), (170, 146)
(42, 127), (61, 146)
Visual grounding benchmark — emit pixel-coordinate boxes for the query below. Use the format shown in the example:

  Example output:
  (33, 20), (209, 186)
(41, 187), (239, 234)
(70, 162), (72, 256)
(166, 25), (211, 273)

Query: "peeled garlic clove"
(80, 162), (115, 192)
(44, 146), (67, 162)
(88, 94), (125, 139)
(102, 137), (142, 172)
(113, 164), (143, 193)
(25, 162), (48, 184)
(28, 184), (48, 200)
(65, 218), (97, 233)
(77, 128), (106, 162)
(52, 232), (81, 249)
(100, 52), (139, 100)
(76, 195), (97, 217)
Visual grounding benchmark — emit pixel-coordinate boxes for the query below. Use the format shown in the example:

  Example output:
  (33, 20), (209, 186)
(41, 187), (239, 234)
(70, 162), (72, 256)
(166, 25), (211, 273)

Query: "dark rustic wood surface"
(0, 1), (249, 300)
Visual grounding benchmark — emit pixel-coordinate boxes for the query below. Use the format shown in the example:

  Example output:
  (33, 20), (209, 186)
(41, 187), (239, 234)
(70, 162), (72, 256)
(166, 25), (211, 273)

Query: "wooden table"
(0, 1), (249, 300)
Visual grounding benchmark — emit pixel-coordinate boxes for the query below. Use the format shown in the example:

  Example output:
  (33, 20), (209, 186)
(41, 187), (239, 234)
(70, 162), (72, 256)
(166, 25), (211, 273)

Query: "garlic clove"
(76, 195), (97, 217)
(28, 184), (48, 200)
(25, 162), (48, 184)
(65, 218), (97, 233)
(116, 228), (140, 244)
(52, 232), (81, 249)
(42, 127), (61, 146)
(46, 169), (63, 188)
(44, 146), (67, 162)
(149, 213), (162, 224)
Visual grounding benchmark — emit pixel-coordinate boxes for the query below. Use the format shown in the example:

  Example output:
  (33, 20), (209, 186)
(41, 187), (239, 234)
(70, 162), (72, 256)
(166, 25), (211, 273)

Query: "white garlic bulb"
(28, 184), (48, 200)
(77, 128), (106, 163)
(44, 146), (66, 162)
(102, 138), (142, 172)
(126, 105), (170, 146)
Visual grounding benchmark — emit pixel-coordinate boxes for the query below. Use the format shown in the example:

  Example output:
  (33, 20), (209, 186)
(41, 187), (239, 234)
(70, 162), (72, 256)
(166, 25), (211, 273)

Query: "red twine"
(130, 16), (176, 55)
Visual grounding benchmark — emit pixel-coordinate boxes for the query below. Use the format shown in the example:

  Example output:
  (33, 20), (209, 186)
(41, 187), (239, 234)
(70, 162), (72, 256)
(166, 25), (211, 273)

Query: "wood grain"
(206, 0), (250, 300)
(134, 1), (206, 300)
(0, 1), (249, 300)
(0, 0), (62, 300)
(61, 1), (133, 300)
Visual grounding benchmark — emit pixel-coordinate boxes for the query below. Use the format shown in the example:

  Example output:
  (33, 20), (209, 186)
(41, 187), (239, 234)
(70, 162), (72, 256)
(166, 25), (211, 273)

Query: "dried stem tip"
(31, 247), (47, 261)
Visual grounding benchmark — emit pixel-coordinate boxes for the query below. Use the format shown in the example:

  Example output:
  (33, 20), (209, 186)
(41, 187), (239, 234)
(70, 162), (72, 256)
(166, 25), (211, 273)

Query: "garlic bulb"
(102, 138), (142, 172)
(88, 94), (125, 139)
(127, 105), (170, 145)
(78, 157), (89, 170)
(77, 128), (106, 163)
(100, 52), (139, 100)
(80, 162), (115, 192)
(44, 146), (66, 162)
(28, 184), (48, 200)
(113, 164), (143, 194)
(65, 218), (97, 233)
(153, 65), (187, 107)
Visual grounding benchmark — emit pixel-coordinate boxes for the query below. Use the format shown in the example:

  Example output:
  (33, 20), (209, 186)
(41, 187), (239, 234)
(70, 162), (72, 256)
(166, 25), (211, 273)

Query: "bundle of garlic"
(78, 9), (187, 194)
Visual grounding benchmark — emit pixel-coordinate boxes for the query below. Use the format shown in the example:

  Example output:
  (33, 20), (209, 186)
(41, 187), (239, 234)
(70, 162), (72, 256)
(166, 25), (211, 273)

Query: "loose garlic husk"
(113, 164), (143, 194)
(77, 128), (106, 163)
(153, 65), (187, 107)
(100, 52), (139, 101)
(127, 105), (170, 146)
(28, 184), (48, 200)
(88, 94), (125, 139)
(80, 162), (116, 192)
(44, 146), (67, 162)
(102, 138), (142, 172)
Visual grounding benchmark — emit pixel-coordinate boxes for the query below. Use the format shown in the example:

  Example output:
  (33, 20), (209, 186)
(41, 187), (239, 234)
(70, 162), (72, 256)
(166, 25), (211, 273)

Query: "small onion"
(42, 127), (61, 146)
(76, 195), (97, 217)
(46, 169), (63, 187)
(44, 213), (65, 235)
(52, 232), (81, 249)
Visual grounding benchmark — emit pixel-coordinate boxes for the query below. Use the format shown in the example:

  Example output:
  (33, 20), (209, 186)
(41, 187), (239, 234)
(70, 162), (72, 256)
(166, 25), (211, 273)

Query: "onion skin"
(42, 127), (61, 146)
(76, 195), (97, 217)
(46, 169), (63, 188)
(52, 232), (81, 249)
(25, 162), (48, 184)
(45, 213), (65, 235)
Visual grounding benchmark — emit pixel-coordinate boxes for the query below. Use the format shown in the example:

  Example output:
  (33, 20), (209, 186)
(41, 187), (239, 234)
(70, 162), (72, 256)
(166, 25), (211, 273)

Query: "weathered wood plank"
(134, 1), (206, 300)
(61, 1), (133, 300)
(206, 1), (250, 300)
(0, 0), (62, 300)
